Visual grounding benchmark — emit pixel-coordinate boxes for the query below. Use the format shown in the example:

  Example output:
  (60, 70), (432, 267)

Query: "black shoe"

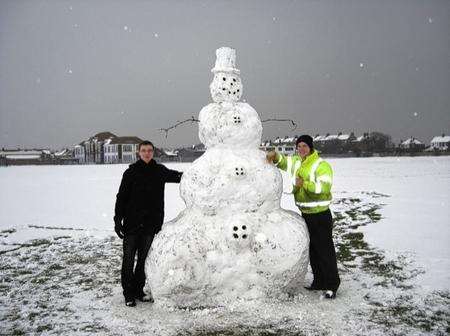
(135, 292), (154, 303)
(323, 290), (336, 299)
(125, 298), (136, 307)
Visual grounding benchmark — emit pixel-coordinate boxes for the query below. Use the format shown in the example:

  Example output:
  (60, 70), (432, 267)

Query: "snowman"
(146, 47), (309, 307)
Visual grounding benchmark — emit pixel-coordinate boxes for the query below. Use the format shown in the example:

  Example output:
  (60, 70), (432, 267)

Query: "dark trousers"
(121, 234), (154, 299)
(302, 209), (340, 292)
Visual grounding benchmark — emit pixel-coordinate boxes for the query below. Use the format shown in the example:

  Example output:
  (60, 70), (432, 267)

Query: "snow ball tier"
(210, 47), (242, 103)
(199, 102), (262, 149)
(201, 47), (262, 149)
(180, 148), (282, 216)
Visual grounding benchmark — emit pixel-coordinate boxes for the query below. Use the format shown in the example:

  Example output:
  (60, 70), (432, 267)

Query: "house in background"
(399, 137), (425, 151)
(271, 136), (296, 155)
(74, 142), (85, 163)
(0, 149), (43, 165)
(430, 134), (450, 151)
(104, 136), (143, 164)
(79, 131), (117, 164)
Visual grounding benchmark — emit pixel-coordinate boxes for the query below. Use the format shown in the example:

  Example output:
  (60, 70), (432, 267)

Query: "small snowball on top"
(210, 47), (243, 103)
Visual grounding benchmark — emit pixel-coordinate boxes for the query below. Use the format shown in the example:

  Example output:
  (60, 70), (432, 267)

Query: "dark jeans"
(302, 209), (340, 292)
(121, 234), (154, 299)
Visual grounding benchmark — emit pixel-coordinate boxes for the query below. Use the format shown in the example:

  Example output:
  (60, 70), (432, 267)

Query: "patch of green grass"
(36, 324), (53, 332)
(11, 328), (26, 336)
(47, 263), (65, 271)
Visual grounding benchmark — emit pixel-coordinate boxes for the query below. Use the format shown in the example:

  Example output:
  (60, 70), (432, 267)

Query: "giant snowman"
(146, 47), (309, 307)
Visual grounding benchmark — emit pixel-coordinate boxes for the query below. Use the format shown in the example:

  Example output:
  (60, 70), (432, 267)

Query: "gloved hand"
(114, 217), (124, 239)
(266, 151), (278, 164)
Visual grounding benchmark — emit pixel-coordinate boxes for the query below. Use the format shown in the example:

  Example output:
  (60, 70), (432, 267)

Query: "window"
(123, 144), (133, 152)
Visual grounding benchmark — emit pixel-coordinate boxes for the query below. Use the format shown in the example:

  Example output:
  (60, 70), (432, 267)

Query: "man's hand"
(295, 177), (304, 188)
(114, 217), (124, 239)
(266, 151), (278, 164)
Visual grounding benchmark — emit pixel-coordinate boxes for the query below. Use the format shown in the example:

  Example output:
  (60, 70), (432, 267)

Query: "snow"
(327, 156), (450, 292)
(431, 135), (450, 143)
(1, 157), (449, 334)
(3, 154), (41, 159)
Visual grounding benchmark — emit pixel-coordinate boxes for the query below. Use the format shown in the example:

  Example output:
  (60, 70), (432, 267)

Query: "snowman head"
(210, 47), (243, 103)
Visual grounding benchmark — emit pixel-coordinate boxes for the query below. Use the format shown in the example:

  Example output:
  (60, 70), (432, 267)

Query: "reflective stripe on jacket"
(276, 150), (333, 214)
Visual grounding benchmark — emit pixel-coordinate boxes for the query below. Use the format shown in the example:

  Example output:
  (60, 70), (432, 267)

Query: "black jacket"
(114, 159), (183, 235)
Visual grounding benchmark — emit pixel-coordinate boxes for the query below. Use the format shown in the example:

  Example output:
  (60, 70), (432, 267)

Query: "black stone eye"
(223, 77), (226, 81)
(237, 89), (240, 92)
(230, 83), (233, 86)
(228, 91), (231, 94)
(242, 234), (247, 239)
(233, 92), (236, 95)
(233, 226), (238, 231)
(233, 78), (236, 82)
(222, 88), (226, 91)
(233, 233), (239, 239)
(242, 225), (246, 230)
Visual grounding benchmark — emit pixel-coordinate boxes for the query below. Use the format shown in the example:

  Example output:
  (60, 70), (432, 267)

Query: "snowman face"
(210, 72), (243, 103)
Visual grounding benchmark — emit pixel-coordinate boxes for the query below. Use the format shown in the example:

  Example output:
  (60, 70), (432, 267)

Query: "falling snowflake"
(272, 17), (277, 22)
(123, 26), (128, 31)
(73, 23), (79, 28)
(359, 62), (365, 68)
(69, 5), (73, 11)
(154, 33), (159, 38)
(428, 17), (433, 23)
(67, 69), (73, 74)
(36, 78), (41, 84)
(413, 112), (419, 117)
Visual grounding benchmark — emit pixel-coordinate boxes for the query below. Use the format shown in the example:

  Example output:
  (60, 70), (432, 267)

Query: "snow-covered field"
(1, 156), (449, 335)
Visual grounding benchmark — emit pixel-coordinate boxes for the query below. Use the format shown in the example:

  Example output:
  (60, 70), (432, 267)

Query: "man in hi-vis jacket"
(267, 135), (340, 299)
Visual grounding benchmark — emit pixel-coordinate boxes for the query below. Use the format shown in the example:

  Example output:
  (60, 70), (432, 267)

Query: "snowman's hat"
(211, 47), (240, 75)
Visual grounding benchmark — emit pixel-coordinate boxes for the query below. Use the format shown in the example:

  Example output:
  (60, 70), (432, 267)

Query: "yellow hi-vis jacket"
(275, 150), (333, 214)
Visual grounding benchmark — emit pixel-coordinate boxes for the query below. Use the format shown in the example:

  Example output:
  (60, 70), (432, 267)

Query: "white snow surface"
(1, 156), (450, 335)
(1, 157), (448, 291)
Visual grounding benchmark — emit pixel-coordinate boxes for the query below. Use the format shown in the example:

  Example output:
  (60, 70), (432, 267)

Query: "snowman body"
(146, 47), (309, 307)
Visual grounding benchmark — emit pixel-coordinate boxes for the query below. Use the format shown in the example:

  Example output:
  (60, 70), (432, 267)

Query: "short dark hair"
(138, 140), (154, 151)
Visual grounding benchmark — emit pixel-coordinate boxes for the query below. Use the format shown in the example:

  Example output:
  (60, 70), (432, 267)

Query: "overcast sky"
(1, 0), (449, 149)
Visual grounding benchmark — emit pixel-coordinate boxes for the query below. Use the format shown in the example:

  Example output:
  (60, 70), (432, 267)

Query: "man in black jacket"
(114, 140), (183, 307)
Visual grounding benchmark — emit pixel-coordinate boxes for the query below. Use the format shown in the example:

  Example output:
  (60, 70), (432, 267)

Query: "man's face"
(297, 142), (311, 158)
(139, 145), (154, 163)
